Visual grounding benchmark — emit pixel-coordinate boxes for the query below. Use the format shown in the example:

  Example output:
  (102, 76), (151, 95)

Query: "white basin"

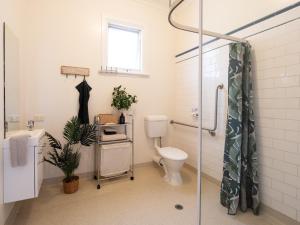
(3, 128), (46, 203)
(4, 129), (45, 148)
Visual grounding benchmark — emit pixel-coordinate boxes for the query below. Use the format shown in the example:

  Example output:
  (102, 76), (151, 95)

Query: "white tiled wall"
(171, 56), (199, 167)
(252, 19), (300, 221)
(172, 18), (300, 221)
(202, 47), (228, 180)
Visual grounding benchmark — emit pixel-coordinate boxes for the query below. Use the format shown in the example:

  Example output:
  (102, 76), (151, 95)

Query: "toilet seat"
(158, 147), (188, 161)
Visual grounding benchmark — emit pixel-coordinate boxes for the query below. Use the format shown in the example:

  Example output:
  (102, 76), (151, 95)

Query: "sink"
(3, 128), (46, 203)
(4, 129), (45, 148)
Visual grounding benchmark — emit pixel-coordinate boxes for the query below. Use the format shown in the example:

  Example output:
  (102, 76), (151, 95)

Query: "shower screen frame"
(197, 0), (203, 224)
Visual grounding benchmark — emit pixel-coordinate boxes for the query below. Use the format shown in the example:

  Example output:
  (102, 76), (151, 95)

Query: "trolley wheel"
(130, 176), (134, 181)
(97, 184), (101, 189)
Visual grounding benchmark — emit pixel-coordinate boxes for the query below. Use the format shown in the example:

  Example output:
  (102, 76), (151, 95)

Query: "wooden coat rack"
(61, 66), (90, 78)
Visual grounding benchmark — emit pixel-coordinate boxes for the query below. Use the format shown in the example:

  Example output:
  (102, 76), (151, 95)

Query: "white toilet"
(145, 115), (188, 186)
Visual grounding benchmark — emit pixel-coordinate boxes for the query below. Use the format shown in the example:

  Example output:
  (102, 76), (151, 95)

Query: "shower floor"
(11, 164), (280, 225)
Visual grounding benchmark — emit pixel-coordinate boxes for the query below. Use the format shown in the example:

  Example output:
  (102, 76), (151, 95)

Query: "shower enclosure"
(169, 0), (247, 224)
(170, 0), (300, 224)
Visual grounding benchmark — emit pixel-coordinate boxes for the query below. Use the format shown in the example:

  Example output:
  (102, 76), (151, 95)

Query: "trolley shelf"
(94, 116), (135, 190)
(97, 139), (133, 145)
(98, 171), (129, 181)
(97, 123), (130, 127)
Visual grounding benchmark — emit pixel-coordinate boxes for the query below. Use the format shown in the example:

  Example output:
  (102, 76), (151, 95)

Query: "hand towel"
(9, 134), (30, 167)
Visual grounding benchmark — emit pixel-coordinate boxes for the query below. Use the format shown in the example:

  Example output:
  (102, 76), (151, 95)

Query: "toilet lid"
(158, 147), (188, 160)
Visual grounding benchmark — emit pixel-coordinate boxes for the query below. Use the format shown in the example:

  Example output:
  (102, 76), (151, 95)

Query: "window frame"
(102, 16), (145, 75)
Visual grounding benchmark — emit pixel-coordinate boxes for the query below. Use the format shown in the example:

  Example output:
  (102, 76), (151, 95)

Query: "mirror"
(3, 23), (21, 137)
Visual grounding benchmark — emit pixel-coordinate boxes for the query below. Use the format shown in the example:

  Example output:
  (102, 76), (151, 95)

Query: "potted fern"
(111, 85), (137, 124)
(44, 116), (96, 194)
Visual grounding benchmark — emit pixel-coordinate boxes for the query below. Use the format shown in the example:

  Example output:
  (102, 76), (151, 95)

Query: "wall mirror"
(3, 23), (21, 137)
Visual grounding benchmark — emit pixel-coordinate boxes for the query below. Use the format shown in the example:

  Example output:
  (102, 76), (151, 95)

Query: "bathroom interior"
(1, 0), (300, 225)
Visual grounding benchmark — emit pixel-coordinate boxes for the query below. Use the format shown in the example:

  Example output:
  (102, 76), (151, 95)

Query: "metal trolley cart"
(94, 115), (134, 189)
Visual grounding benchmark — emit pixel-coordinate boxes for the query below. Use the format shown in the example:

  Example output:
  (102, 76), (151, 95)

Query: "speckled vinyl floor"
(12, 164), (280, 225)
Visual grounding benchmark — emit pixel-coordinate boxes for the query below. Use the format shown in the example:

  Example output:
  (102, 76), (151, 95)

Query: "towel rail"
(170, 84), (224, 136)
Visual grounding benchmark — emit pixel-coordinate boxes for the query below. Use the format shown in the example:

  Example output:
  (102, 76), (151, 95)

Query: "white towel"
(101, 133), (127, 142)
(9, 134), (30, 167)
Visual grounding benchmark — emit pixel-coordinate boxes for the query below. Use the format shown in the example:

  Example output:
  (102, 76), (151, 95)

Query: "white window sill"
(98, 70), (150, 78)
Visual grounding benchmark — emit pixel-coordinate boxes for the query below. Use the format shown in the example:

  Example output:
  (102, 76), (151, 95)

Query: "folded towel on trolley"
(103, 128), (117, 135)
(101, 133), (127, 142)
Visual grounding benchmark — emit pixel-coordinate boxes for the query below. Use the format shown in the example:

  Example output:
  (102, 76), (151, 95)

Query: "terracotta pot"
(63, 176), (79, 194)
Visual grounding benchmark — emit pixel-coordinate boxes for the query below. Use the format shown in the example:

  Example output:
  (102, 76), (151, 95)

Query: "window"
(107, 23), (142, 72)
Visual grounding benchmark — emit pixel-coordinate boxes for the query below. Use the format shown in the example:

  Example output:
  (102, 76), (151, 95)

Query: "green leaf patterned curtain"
(220, 42), (260, 215)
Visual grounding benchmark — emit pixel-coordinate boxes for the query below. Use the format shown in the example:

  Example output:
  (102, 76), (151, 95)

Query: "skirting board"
(262, 205), (300, 225)
(184, 164), (300, 225)
(43, 161), (154, 184)
(43, 171), (95, 184)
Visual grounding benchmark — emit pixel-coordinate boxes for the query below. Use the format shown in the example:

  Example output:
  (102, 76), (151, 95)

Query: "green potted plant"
(44, 116), (96, 194)
(111, 85), (138, 124)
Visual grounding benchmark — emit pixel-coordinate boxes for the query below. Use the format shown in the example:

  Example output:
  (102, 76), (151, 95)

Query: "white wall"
(0, 0), (23, 223)
(172, 0), (300, 222)
(203, 0), (300, 42)
(252, 17), (300, 221)
(19, 0), (175, 179)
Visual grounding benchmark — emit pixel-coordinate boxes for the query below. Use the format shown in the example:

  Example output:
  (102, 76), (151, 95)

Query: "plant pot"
(63, 176), (79, 194)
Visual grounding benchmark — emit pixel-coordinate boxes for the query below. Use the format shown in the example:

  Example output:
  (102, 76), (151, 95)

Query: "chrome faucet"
(27, 120), (35, 131)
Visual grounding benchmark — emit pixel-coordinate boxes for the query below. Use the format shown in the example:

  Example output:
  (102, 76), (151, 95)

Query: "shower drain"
(175, 204), (184, 210)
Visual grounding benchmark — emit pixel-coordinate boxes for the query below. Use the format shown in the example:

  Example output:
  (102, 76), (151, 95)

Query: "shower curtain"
(220, 42), (259, 215)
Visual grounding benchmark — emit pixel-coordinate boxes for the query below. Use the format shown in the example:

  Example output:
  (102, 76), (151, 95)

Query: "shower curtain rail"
(168, 0), (246, 43)
(175, 16), (300, 64)
(175, 2), (300, 59)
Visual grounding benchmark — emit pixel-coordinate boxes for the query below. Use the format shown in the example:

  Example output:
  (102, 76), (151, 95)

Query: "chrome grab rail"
(170, 120), (198, 128)
(170, 84), (224, 136)
(202, 84), (224, 136)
